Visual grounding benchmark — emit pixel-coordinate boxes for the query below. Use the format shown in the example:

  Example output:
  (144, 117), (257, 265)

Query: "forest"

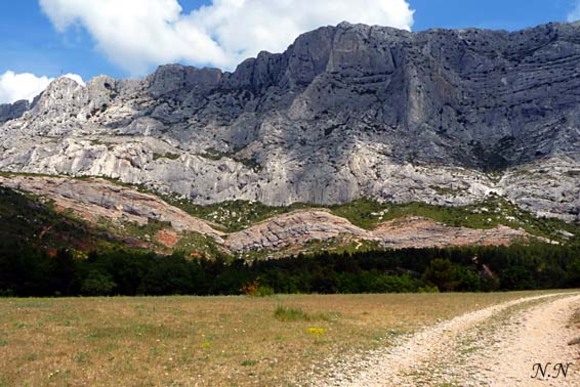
(1, 185), (579, 297)
(1, 239), (579, 297)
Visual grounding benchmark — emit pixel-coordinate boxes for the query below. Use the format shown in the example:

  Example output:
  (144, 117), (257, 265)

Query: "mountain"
(0, 184), (145, 256)
(0, 21), (578, 224)
(0, 175), (562, 259)
(0, 100), (29, 124)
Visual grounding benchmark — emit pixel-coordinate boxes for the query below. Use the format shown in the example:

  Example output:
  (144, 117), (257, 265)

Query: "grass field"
(0, 291), (566, 386)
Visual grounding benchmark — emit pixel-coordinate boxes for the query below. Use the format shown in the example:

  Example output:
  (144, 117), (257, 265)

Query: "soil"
(155, 228), (179, 248)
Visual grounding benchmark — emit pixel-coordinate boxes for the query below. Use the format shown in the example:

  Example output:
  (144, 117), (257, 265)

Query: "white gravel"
(312, 293), (580, 386)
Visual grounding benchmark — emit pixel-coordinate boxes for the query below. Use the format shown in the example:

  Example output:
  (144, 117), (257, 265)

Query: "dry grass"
(0, 291), (558, 386)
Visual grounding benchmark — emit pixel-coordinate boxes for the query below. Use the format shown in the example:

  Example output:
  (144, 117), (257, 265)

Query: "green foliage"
(274, 306), (311, 321)
(234, 157), (263, 172)
(365, 273), (423, 293)
(1, 183), (580, 298)
(159, 198), (314, 232)
(198, 148), (262, 171)
(144, 193), (578, 244)
(273, 306), (336, 322)
(566, 257), (580, 285)
(138, 254), (197, 295)
(0, 185), (128, 257)
(240, 360), (257, 367)
(198, 148), (228, 161)
(329, 195), (579, 241)
(423, 258), (458, 291)
(329, 198), (386, 229)
(6, 170), (573, 242)
(48, 249), (81, 296)
(88, 139), (114, 150)
(241, 277), (274, 297)
(174, 231), (223, 258)
(80, 270), (116, 295)
(152, 152), (180, 161)
(1, 241), (579, 297)
(120, 218), (171, 239)
(428, 185), (466, 196)
(254, 286), (275, 297)
(418, 285), (440, 293)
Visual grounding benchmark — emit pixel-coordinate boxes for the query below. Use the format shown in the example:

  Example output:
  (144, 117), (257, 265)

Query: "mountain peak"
(0, 21), (578, 222)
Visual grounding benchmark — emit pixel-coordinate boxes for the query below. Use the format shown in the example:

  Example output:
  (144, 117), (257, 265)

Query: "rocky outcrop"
(225, 210), (371, 251)
(225, 213), (535, 252)
(0, 175), (224, 241)
(0, 175), (539, 253)
(373, 217), (532, 249)
(0, 100), (29, 124)
(0, 22), (579, 221)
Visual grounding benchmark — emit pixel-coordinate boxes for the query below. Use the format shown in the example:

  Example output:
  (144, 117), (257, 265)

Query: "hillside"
(1, 176), (579, 297)
(0, 185), (118, 254)
(0, 22), (578, 223)
(0, 174), (577, 259)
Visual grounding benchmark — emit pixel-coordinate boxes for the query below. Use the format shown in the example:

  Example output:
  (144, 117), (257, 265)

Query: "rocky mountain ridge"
(0, 21), (579, 222)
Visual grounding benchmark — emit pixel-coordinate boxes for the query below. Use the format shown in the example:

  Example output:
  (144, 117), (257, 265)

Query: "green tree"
(81, 270), (116, 296)
(422, 258), (462, 292)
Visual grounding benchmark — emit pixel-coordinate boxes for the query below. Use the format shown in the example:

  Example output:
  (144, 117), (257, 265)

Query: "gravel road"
(313, 293), (580, 386)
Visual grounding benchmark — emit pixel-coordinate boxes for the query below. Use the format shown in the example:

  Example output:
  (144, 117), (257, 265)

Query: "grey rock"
(0, 99), (29, 124)
(0, 175), (537, 253)
(0, 21), (579, 221)
(225, 210), (371, 251)
(0, 175), (224, 241)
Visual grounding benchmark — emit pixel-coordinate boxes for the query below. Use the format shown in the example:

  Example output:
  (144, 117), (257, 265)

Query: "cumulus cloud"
(61, 73), (86, 86)
(39, 0), (415, 74)
(0, 71), (84, 104)
(0, 71), (52, 104)
(568, 1), (580, 22)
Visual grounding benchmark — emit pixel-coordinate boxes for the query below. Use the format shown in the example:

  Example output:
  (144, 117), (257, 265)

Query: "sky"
(0, 0), (579, 104)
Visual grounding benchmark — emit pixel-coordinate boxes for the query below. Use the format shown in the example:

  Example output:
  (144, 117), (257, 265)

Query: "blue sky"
(412, 0), (574, 31)
(1, 0), (579, 103)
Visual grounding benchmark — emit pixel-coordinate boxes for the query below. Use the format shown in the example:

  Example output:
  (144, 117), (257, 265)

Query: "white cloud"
(568, 1), (580, 22)
(61, 73), (86, 86)
(0, 71), (52, 104)
(0, 71), (84, 104)
(39, 0), (415, 75)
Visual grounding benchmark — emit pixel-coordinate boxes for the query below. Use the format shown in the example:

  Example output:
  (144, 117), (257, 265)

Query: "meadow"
(0, 291), (561, 386)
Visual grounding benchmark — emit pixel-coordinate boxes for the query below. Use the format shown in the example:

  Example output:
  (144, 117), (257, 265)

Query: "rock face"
(225, 212), (533, 252)
(0, 175), (224, 241)
(225, 210), (371, 251)
(373, 217), (532, 249)
(0, 22), (579, 221)
(0, 175), (538, 253)
(0, 100), (29, 124)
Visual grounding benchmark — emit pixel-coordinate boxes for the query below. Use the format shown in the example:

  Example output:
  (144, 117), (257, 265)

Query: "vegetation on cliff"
(1, 185), (579, 297)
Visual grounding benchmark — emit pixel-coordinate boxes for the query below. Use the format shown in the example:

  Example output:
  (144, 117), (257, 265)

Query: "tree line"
(1, 238), (579, 297)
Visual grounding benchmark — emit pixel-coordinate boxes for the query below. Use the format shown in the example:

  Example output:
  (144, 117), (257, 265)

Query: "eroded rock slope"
(0, 175), (539, 254)
(0, 22), (579, 221)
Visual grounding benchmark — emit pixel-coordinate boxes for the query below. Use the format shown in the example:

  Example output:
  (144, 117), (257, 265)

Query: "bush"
(241, 277), (274, 297)
(81, 270), (116, 296)
(274, 306), (311, 321)
(422, 258), (462, 292)
(273, 306), (337, 322)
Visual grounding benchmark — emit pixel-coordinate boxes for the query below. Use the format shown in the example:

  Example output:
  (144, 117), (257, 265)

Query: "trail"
(313, 293), (580, 386)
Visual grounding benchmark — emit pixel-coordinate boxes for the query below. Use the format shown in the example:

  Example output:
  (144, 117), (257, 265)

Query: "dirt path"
(314, 293), (580, 386)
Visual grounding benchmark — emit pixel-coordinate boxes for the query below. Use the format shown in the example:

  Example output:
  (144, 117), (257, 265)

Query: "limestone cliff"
(0, 22), (579, 221)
